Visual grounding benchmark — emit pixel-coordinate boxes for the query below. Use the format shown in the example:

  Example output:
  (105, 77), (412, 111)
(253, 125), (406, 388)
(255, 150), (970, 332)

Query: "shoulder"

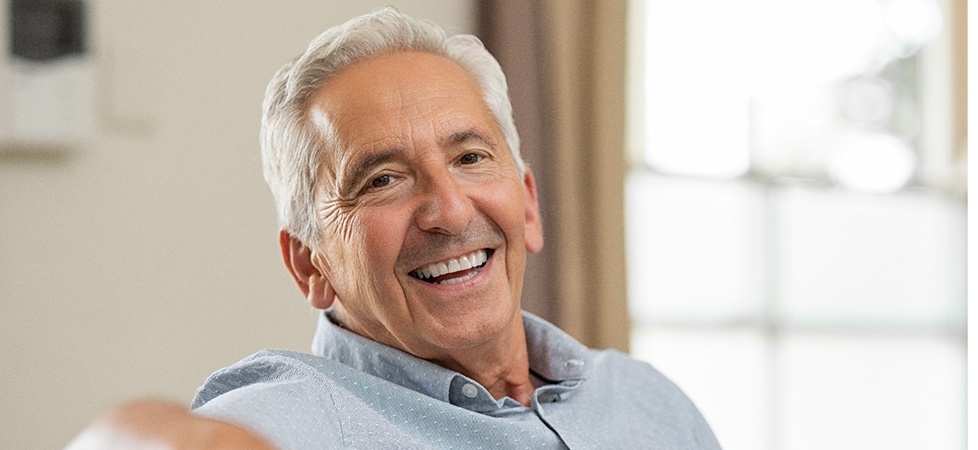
(587, 347), (699, 411)
(191, 349), (452, 450)
(582, 348), (722, 449)
(191, 350), (359, 450)
(589, 348), (681, 394)
(192, 349), (346, 407)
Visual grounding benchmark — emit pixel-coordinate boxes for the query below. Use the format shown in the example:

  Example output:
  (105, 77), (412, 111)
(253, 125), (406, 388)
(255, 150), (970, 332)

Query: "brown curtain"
(479, 0), (630, 351)
(951, 0), (966, 159)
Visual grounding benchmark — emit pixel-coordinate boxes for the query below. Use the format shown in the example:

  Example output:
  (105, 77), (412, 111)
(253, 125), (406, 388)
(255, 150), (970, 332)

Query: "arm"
(65, 399), (276, 450)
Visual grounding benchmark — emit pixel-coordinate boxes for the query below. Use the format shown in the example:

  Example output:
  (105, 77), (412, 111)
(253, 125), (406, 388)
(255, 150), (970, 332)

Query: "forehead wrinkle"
(419, 98), (499, 150)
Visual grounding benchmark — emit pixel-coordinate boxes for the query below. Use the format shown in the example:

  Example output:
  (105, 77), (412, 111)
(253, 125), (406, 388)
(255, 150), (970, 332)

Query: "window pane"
(643, 0), (750, 177)
(776, 333), (965, 450)
(642, 0), (945, 189)
(625, 174), (765, 323)
(774, 185), (966, 327)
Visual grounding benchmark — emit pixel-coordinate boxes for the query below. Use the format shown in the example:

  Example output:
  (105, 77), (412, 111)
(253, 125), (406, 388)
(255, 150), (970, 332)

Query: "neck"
(328, 307), (537, 406)
(430, 316), (535, 406)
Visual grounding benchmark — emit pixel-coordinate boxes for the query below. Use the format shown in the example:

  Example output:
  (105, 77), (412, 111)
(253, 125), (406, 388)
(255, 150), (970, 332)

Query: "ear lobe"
(522, 169), (544, 253)
(279, 230), (336, 309)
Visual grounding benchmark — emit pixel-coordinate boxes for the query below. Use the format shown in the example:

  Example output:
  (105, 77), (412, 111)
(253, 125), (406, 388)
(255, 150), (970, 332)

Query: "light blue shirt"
(192, 311), (720, 449)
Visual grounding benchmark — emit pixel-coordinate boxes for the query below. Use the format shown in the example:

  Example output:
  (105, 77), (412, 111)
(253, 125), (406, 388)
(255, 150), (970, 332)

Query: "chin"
(424, 306), (518, 350)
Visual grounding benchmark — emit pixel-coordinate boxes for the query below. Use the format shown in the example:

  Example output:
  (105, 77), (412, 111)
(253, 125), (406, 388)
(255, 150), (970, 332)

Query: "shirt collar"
(310, 310), (593, 409)
(311, 311), (458, 403)
(522, 312), (592, 382)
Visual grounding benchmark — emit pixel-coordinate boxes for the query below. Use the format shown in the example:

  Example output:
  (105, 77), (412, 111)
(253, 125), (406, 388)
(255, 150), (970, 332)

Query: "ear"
(279, 230), (336, 310)
(522, 169), (544, 253)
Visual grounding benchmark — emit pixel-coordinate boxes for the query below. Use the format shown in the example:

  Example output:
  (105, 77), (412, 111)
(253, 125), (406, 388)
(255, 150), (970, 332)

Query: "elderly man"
(69, 8), (719, 450)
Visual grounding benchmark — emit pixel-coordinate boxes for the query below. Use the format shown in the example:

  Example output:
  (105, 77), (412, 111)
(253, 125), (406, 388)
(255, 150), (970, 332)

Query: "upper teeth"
(414, 249), (488, 280)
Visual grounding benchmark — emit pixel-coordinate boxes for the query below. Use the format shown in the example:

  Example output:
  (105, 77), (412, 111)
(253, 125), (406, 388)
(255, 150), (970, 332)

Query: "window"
(625, 1), (966, 449)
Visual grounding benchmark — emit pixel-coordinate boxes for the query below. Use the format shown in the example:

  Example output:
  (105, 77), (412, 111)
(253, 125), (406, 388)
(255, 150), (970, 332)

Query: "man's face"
(305, 51), (543, 362)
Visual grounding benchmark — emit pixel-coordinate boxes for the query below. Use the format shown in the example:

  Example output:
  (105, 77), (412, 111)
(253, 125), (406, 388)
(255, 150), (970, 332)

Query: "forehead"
(307, 51), (497, 154)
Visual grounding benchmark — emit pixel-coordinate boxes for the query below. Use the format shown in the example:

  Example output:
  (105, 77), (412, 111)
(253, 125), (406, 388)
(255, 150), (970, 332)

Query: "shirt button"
(461, 383), (479, 398)
(539, 393), (559, 403)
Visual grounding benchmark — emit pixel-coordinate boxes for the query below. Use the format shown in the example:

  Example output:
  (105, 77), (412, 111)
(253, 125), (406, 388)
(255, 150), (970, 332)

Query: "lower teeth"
(438, 271), (478, 285)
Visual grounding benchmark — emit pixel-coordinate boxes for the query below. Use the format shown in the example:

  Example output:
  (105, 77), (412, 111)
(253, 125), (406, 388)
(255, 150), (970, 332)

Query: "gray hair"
(261, 7), (523, 246)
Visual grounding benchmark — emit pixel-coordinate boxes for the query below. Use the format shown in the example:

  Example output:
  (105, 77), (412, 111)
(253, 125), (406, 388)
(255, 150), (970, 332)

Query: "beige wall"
(0, 1), (474, 448)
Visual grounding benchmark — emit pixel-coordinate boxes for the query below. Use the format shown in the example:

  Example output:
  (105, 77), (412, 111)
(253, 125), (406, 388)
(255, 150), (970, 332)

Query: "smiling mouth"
(409, 249), (492, 285)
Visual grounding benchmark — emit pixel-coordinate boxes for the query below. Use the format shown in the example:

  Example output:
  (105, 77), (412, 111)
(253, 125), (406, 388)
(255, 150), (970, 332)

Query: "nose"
(414, 168), (475, 235)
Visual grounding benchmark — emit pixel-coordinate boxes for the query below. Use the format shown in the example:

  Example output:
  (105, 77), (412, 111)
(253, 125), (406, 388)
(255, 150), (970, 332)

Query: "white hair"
(261, 7), (524, 246)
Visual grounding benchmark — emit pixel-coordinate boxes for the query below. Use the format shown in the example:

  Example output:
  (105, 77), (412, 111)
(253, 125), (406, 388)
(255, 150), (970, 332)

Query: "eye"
(369, 174), (394, 189)
(459, 153), (484, 165)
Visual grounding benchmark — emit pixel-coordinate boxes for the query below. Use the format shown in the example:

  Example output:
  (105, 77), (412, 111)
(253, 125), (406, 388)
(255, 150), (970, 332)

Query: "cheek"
(483, 180), (527, 235)
(322, 198), (411, 278)
(354, 210), (410, 282)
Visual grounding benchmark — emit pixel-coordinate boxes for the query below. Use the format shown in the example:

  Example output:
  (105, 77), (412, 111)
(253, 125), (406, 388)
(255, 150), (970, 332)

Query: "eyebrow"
(341, 148), (401, 197)
(441, 129), (496, 149)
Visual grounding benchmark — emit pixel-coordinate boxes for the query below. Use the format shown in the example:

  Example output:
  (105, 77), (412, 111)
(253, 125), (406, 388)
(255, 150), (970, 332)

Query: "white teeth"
(414, 249), (488, 282)
(440, 271), (477, 285)
(435, 262), (448, 277)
